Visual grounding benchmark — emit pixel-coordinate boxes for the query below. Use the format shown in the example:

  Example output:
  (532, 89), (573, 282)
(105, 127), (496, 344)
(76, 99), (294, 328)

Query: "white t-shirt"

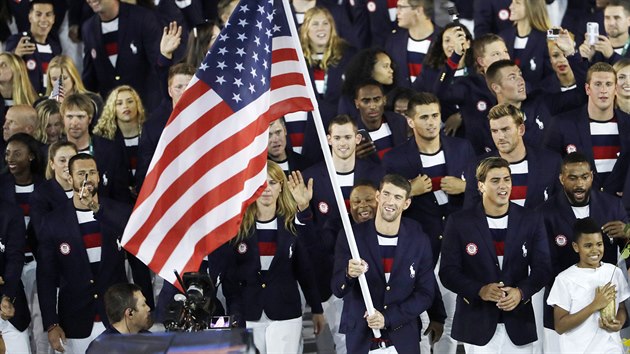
(547, 263), (630, 354)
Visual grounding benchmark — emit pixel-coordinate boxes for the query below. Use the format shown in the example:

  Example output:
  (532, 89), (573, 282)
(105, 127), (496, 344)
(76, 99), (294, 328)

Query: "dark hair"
(607, 0), (630, 14)
(185, 20), (220, 69)
(104, 283), (142, 324)
(6, 133), (44, 177)
(352, 179), (379, 191)
(485, 59), (518, 95)
(342, 48), (396, 97)
(476, 156), (510, 183)
(380, 174), (412, 199)
(406, 92), (440, 117)
(562, 152), (591, 171)
(353, 79), (384, 99)
(424, 22), (475, 70)
(573, 217), (602, 243)
(168, 63), (196, 85)
(29, 0), (54, 11)
(386, 87), (415, 112)
(327, 114), (357, 133)
(68, 153), (96, 175)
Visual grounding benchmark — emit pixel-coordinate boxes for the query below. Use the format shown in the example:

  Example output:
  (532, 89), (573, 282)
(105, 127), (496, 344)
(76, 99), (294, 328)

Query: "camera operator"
(102, 283), (153, 335)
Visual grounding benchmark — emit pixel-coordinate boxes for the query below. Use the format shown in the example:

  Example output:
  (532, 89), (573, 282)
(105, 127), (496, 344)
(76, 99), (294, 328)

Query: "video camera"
(163, 271), (232, 332)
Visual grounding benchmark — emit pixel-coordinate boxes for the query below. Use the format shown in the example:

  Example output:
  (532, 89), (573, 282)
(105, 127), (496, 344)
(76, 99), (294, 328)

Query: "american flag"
(50, 76), (64, 102)
(121, 0), (314, 286)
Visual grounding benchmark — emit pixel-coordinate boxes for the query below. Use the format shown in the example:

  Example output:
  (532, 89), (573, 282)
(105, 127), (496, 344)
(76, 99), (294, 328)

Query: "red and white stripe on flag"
(121, 0), (314, 288)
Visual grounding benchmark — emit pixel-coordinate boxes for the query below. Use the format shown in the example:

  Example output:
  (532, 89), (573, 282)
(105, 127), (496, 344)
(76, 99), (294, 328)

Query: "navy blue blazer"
(29, 178), (70, 237)
(81, 3), (161, 108)
(5, 33), (62, 95)
(463, 145), (562, 210)
(349, 0), (397, 49)
(222, 215), (323, 325)
(36, 198), (130, 338)
(473, 0), (512, 39)
(382, 135), (475, 264)
(0, 201), (29, 332)
(538, 190), (628, 329)
(439, 203), (551, 346)
(384, 28), (438, 89)
(434, 70), (498, 155)
(499, 27), (553, 89)
(545, 105), (630, 190)
(91, 135), (133, 204)
(136, 99), (172, 192)
(332, 218), (435, 354)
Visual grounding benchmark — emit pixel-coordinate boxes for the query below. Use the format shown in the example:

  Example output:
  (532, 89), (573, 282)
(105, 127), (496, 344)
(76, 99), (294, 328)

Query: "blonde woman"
(93, 85), (146, 193)
(499, 0), (553, 88)
(0, 52), (38, 107)
(43, 55), (103, 123)
(35, 99), (63, 144)
(223, 161), (325, 354)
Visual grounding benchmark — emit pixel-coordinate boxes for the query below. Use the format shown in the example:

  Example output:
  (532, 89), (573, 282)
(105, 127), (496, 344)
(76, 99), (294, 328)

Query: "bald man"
(2, 105), (38, 142)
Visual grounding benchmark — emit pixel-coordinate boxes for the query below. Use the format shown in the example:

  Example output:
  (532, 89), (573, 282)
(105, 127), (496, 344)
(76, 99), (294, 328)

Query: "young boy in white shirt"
(547, 217), (630, 353)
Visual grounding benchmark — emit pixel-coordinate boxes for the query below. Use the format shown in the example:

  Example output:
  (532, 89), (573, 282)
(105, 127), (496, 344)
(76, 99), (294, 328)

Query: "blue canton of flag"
(205, 0), (291, 111)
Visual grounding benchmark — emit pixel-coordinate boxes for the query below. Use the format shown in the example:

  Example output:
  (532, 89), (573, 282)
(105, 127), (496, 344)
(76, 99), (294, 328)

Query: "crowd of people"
(2, 0), (630, 353)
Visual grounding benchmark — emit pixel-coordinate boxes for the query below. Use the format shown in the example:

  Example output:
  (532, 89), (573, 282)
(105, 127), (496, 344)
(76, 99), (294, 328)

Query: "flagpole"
(280, 0), (381, 339)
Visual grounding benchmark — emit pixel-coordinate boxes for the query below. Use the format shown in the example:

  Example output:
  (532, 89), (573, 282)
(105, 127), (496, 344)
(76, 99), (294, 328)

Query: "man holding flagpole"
(332, 174), (435, 353)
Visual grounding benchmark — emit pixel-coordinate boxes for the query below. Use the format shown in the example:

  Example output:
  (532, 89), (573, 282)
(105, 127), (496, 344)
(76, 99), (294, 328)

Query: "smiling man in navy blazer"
(332, 174), (435, 353)
(440, 156), (551, 353)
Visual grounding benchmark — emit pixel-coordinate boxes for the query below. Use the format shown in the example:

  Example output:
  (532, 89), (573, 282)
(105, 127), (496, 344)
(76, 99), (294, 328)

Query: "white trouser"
(420, 258), (458, 354)
(0, 319), (31, 354)
(22, 260), (52, 354)
(463, 323), (534, 354)
(246, 311), (302, 354)
(531, 289), (544, 354)
(322, 295), (346, 354)
(57, 321), (105, 354)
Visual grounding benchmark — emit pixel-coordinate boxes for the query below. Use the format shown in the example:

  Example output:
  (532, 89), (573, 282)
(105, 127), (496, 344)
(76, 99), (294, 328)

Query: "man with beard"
(36, 154), (152, 353)
(538, 151), (629, 352)
(440, 157), (551, 353)
(464, 103), (561, 209)
(332, 174), (436, 353)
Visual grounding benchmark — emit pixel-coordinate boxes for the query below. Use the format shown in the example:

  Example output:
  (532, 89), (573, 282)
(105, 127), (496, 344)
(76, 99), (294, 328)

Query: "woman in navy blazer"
(222, 161), (325, 354)
(499, 0), (554, 89)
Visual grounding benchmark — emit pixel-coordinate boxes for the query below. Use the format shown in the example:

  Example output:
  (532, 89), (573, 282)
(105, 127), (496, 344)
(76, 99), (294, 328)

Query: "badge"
(498, 9), (509, 21)
(318, 201), (329, 214)
(476, 100), (487, 112)
(237, 242), (247, 254)
(26, 59), (37, 70)
(409, 263), (415, 279)
(367, 1), (376, 12)
(130, 42), (137, 55)
(555, 235), (567, 247)
(522, 242), (528, 257)
(0, 241), (5, 253)
(91, 48), (97, 59)
(466, 243), (478, 256)
(484, 146), (492, 153)
(566, 144), (577, 154)
(59, 243), (71, 255)
(529, 58), (536, 72)
(26, 59), (36, 71)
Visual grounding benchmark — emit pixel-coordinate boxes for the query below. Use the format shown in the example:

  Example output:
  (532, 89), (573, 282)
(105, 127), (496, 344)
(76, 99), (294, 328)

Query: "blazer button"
(341, 284), (345, 290)
(89, 279), (94, 284)
(438, 235), (443, 240)
(442, 216), (446, 221)
(115, 75), (121, 81)
(386, 286), (391, 291)
(93, 294), (98, 299)
(383, 305), (388, 310)
(261, 283), (266, 288)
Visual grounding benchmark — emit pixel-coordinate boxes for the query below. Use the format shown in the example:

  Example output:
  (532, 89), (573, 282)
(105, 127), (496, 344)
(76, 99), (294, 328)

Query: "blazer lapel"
(474, 204), (500, 273)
